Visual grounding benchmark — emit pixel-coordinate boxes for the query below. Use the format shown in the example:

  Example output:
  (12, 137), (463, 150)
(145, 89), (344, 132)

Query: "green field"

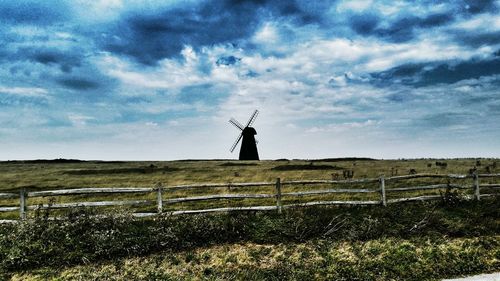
(0, 158), (499, 280)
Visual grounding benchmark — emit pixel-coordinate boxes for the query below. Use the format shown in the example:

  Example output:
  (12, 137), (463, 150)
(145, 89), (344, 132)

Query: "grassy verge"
(1, 198), (499, 280)
(11, 237), (499, 281)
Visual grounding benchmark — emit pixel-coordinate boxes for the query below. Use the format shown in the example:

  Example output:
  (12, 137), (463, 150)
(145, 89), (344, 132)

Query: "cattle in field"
(391, 167), (398, 176)
(468, 166), (477, 175)
(343, 169), (354, 179)
(436, 161), (447, 169)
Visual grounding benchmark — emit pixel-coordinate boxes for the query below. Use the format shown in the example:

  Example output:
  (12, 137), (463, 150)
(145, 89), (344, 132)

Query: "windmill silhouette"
(229, 110), (260, 160)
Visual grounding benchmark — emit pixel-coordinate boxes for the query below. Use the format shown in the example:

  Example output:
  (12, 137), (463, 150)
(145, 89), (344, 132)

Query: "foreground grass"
(11, 237), (499, 281)
(1, 198), (499, 280)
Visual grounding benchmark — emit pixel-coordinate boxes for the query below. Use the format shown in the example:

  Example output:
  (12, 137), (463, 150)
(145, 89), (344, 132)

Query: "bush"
(0, 198), (498, 274)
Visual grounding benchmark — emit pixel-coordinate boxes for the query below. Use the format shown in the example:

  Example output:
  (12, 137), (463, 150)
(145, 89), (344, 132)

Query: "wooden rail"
(0, 193), (19, 199)
(165, 193), (275, 204)
(28, 187), (154, 197)
(386, 184), (467, 192)
(0, 173), (499, 221)
(281, 188), (377, 196)
(27, 200), (154, 210)
(166, 182), (274, 191)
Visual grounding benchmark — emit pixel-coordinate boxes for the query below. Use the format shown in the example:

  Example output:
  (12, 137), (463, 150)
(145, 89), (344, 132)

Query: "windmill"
(229, 110), (260, 160)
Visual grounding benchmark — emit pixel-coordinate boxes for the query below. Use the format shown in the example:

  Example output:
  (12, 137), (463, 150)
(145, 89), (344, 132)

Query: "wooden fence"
(1, 172), (499, 222)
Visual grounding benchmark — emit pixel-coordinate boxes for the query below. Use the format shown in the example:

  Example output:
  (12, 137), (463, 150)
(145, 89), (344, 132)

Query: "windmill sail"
(229, 118), (245, 131)
(230, 133), (243, 153)
(246, 110), (259, 127)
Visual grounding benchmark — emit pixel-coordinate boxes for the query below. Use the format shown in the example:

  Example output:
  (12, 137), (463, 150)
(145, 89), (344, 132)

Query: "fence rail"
(1, 172), (499, 222)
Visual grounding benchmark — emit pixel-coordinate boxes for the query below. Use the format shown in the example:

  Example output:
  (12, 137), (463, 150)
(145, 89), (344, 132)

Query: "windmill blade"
(230, 133), (243, 153)
(245, 109), (259, 127)
(229, 118), (244, 131)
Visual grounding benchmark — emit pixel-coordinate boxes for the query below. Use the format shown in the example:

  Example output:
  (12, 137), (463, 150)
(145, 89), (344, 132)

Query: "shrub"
(0, 198), (498, 274)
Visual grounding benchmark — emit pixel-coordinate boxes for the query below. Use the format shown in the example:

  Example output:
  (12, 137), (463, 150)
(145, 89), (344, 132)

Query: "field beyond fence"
(1, 171), (499, 222)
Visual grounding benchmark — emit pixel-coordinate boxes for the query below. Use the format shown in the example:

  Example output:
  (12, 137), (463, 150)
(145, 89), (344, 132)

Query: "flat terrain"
(1, 158), (499, 219)
(0, 158), (496, 191)
(0, 158), (499, 280)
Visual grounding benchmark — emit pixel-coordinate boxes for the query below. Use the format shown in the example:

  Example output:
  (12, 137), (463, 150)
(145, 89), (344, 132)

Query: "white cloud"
(336, 0), (373, 12)
(68, 114), (95, 126)
(252, 22), (279, 44)
(451, 13), (500, 32)
(0, 86), (48, 96)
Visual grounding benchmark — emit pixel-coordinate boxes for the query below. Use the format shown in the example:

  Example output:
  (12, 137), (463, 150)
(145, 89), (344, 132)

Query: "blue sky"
(0, 0), (499, 160)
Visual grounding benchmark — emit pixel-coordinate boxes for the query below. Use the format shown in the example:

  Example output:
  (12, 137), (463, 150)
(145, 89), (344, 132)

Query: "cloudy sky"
(1, 0), (499, 160)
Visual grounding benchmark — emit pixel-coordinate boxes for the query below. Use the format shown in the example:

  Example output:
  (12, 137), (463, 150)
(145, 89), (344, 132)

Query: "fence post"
(156, 183), (163, 214)
(473, 172), (480, 201)
(20, 188), (26, 220)
(379, 175), (386, 207)
(275, 178), (282, 214)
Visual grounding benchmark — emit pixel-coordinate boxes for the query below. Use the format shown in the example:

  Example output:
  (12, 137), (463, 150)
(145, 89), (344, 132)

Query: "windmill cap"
(243, 127), (257, 135)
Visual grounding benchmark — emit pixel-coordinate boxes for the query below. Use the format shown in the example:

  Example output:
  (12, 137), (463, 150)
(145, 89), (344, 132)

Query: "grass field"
(0, 158), (499, 280)
(1, 158), (497, 191)
(1, 158), (499, 219)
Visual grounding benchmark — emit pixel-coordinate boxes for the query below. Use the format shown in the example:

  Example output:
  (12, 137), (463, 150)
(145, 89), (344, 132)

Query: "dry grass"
(9, 236), (500, 281)
(1, 158), (498, 219)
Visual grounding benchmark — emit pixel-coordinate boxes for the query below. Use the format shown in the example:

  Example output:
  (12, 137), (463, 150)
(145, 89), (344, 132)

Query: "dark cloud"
(461, 0), (497, 14)
(419, 13), (455, 28)
(370, 63), (426, 86)
(349, 14), (379, 35)
(178, 83), (227, 105)
(488, 104), (500, 115)
(216, 56), (241, 66)
(386, 91), (417, 103)
(54, 71), (119, 101)
(26, 48), (82, 73)
(0, 1), (69, 25)
(418, 0), (497, 15)
(112, 109), (192, 124)
(99, 0), (330, 64)
(0, 94), (48, 107)
(418, 112), (475, 128)
(243, 70), (260, 78)
(452, 31), (500, 48)
(377, 17), (422, 42)
(57, 78), (100, 91)
(418, 60), (500, 86)
(0, 45), (84, 73)
(350, 12), (455, 42)
(124, 96), (152, 104)
(371, 57), (500, 87)
(459, 95), (498, 107)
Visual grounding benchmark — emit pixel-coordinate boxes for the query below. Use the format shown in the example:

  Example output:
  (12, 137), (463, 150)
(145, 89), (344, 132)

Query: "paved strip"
(443, 272), (500, 281)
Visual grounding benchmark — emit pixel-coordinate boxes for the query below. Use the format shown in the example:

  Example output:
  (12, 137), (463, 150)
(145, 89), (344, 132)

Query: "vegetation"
(1, 198), (499, 280)
(1, 158), (498, 217)
(270, 164), (343, 171)
(1, 158), (497, 193)
(0, 158), (498, 280)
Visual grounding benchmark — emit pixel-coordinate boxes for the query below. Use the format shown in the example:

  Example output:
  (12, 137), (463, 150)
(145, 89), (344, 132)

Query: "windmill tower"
(229, 110), (260, 160)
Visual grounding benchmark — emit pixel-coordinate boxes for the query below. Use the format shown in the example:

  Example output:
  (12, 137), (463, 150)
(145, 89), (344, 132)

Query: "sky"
(0, 0), (499, 160)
